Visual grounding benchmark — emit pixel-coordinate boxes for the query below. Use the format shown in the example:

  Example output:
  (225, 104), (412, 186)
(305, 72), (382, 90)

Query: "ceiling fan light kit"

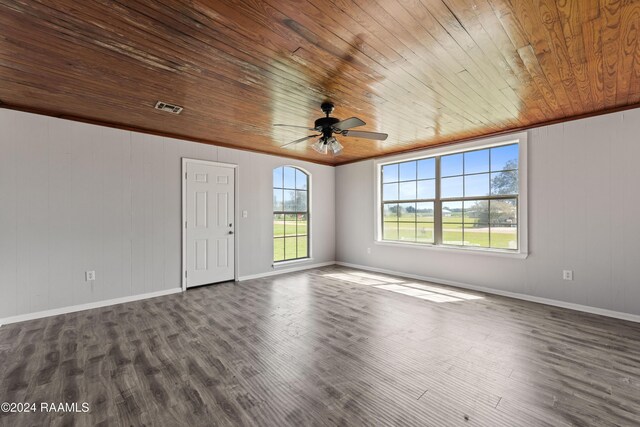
(311, 140), (328, 154)
(328, 138), (343, 155)
(276, 102), (388, 155)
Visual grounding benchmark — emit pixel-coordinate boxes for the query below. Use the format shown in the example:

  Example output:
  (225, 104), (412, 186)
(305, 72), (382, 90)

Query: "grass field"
(442, 227), (517, 249)
(274, 217), (308, 261)
(274, 236), (307, 261)
(273, 214), (516, 260)
(384, 220), (517, 249)
(273, 221), (308, 237)
(383, 222), (435, 243)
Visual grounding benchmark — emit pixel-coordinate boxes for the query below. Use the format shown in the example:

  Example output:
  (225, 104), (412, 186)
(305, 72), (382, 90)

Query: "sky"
(382, 144), (519, 201)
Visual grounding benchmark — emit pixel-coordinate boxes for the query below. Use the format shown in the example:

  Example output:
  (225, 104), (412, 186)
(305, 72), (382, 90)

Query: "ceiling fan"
(275, 102), (388, 155)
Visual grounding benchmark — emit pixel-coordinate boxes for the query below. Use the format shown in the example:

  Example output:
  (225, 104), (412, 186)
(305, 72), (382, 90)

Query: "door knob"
(229, 231), (234, 235)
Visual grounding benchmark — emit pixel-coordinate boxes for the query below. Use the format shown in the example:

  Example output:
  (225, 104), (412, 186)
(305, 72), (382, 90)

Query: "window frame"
(273, 165), (311, 264)
(374, 132), (528, 258)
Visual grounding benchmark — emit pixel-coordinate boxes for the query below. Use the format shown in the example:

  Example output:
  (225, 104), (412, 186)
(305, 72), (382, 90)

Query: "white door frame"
(181, 158), (239, 291)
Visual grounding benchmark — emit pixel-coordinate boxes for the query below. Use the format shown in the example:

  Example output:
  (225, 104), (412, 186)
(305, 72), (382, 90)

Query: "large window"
(380, 141), (520, 251)
(273, 166), (309, 262)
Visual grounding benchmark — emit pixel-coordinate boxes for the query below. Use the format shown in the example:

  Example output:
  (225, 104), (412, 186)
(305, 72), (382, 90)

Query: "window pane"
(490, 224), (518, 249)
(399, 181), (417, 200)
(275, 166), (310, 262)
(442, 201), (463, 223)
(284, 216), (296, 236)
(296, 190), (308, 212)
(383, 164), (399, 183)
(398, 222), (416, 241)
(284, 189), (296, 211)
(491, 144), (518, 171)
(274, 238), (285, 261)
(441, 176), (463, 198)
(273, 189), (284, 211)
(417, 223), (434, 243)
(399, 161), (417, 181)
(297, 213), (308, 235)
(273, 167), (283, 189)
(464, 223), (489, 247)
(378, 146), (520, 251)
(441, 153), (463, 177)
(384, 203), (398, 221)
(284, 237), (297, 259)
(464, 173), (490, 197)
(398, 202), (416, 222)
(274, 214), (284, 237)
(417, 158), (435, 179)
(383, 183), (398, 201)
(464, 149), (489, 174)
(284, 167), (296, 188)
(417, 179), (435, 199)
(442, 225), (463, 245)
(297, 236), (308, 258)
(295, 169), (307, 189)
(490, 199), (517, 225)
(416, 202), (434, 221)
(464, 200), (489, 225)
(383, 222), (398, 240)
(491, 170), (518, 195)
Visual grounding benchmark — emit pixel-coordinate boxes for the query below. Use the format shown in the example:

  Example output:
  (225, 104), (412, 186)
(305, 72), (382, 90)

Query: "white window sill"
(272, 258), (314, 268)
(374, 240), (528, 259)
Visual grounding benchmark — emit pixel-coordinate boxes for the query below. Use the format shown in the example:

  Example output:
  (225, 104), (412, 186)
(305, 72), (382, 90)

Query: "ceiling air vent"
(155, 101), (183, 114)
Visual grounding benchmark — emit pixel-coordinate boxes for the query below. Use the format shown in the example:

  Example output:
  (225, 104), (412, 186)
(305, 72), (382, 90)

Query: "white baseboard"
(0, 262), (330, 326)
(6, 261), (636, 326)
(238, 261), (336, 281)
(0, 288), (182, 326)
(336, 261), (640, 324)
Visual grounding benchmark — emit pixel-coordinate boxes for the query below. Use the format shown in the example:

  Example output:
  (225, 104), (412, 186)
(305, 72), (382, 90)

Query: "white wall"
(4, 106), (639, 321)
(336, 109), (640, 317)
(0, 109), (335, 319)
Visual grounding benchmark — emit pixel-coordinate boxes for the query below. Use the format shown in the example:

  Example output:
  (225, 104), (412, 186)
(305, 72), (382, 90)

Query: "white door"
(184, 160), (235, 288)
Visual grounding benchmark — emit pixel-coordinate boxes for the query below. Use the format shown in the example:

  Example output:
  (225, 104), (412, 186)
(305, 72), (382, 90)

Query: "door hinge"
(185, 221), (187, 228)
(185, 172), (187, 179)
(185, 271), (187, 278)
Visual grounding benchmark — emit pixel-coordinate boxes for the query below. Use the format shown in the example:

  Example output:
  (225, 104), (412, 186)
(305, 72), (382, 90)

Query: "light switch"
(242, 210), (248, 218)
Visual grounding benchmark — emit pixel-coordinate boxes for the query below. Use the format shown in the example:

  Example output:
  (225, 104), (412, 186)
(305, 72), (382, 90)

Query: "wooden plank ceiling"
(1, 0), (639, 165)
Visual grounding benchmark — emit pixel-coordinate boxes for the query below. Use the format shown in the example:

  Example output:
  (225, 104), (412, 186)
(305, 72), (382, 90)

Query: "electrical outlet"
(563, 270), (573, 281)
(367, 247), (371, 254)
(86, 271), (96, 281)
(242, 210), (248, 218)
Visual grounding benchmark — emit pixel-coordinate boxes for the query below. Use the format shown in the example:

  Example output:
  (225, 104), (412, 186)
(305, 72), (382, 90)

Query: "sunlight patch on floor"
(348, 271), (405, 284)
(322, 273), (386, 285)
(323, 271), (484, 303)
(375, 284), (466, 302)
(322, 272), (403, 286)
(401, 283), (484, 300)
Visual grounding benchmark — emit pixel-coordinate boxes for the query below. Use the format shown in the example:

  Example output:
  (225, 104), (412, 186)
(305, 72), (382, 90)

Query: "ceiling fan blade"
(280, 134), (320, 148)
(274, 124), (316, 130)
(333, 117), (366, 131)
(343, 130), (388, 141)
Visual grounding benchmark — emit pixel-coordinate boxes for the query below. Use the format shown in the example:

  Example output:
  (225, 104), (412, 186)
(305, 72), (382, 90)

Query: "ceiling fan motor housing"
(314, 116), (340, 141)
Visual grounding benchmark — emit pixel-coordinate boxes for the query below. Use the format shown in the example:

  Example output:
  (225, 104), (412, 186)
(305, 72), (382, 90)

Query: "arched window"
(273, 166), (309, 262)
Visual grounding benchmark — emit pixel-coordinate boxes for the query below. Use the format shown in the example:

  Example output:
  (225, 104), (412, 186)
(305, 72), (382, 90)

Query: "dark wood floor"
(1, 265), (640, 426)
